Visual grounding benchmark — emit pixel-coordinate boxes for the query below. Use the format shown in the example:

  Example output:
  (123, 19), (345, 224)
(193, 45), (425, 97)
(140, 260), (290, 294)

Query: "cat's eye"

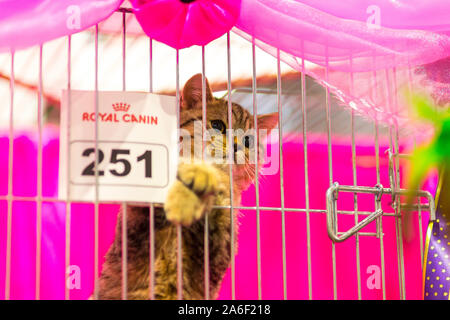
(243, 135), (254, 148)
(210, 120), (226, 134)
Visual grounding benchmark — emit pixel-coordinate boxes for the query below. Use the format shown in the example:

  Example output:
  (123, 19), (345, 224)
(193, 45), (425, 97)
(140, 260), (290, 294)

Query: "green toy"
(404, 93), (449, 240)
(407, 94), (450, 194)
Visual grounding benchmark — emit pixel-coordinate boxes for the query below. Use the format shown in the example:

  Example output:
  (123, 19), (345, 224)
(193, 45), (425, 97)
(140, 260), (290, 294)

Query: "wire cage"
(0, 7), (437, 300)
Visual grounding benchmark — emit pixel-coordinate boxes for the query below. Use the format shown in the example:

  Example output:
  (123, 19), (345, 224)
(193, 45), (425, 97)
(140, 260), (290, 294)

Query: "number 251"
(81, 148), (152, 178)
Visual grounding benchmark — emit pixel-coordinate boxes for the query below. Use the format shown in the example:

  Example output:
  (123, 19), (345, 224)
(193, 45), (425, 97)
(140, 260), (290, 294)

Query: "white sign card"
(59, 90), (178, 203)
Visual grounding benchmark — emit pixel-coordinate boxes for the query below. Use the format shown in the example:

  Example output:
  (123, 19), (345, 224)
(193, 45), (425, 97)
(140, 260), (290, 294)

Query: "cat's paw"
(164, 162), (218, 226)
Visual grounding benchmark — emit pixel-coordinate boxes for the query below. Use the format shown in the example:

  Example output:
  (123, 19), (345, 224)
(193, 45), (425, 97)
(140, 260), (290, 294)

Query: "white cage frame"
(1, 7), (436, 300)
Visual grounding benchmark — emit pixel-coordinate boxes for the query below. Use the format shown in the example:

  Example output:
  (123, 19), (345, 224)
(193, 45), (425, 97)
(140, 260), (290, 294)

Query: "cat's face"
(179, 74), (278, 187)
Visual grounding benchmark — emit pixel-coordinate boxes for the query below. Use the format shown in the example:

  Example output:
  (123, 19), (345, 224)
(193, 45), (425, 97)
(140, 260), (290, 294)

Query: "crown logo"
(112, 102), (130, 112)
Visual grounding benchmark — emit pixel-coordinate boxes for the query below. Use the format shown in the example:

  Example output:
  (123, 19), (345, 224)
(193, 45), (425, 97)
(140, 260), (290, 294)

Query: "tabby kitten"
(97, 74), (278, 300)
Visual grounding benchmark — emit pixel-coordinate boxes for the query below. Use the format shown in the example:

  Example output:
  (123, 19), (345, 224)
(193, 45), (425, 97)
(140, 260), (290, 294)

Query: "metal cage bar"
(35, 44), (44, 300)
(325, 50), (338, 300)
(93, 23), (100, 300)
(148, 37), (155, 301)
(175, 49), (183, 300)
(121, 11), (128, 301)
(392, 67), (407, 300)
(149, 203), (155, 300)
(201, 45), (211, 300)
(349, 56), (362, 299)
(226, 32), (236, 300)
(1, 194), (413, 215)
(371, 61), (387, 299)
(276, 49), (288, 300)
(251, 39), (263, 301)
(300, 54), (313, 300)
(5, 51), (14, 301)
(65, 34), (72, 301)
(375, 123), (387, 300)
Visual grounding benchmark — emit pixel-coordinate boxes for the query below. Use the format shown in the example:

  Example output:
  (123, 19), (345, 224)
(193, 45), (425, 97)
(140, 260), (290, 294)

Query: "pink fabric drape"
(234, 0), (450, 132)
(130, 0), (241, 49)
(0, 0), (124, 52)
(236, 0), (450, 72)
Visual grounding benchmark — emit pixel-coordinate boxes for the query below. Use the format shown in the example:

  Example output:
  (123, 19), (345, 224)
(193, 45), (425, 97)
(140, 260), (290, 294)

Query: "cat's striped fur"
(97, 74), (278, 299)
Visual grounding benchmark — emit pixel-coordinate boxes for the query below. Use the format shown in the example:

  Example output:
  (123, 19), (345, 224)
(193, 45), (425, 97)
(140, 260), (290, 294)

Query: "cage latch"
(326, 182), (436, 243)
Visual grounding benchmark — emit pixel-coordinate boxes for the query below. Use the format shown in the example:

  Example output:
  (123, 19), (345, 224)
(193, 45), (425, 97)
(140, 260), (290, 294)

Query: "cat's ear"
(257, 112), (279, 132)
(181, 73), (213, 109)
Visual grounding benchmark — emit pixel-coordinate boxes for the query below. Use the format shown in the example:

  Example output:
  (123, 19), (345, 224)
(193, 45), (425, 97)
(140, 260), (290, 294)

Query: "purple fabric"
(423, 190), (450, 300)
(130, 0), (241, 49)
(0, 0), (123, 52)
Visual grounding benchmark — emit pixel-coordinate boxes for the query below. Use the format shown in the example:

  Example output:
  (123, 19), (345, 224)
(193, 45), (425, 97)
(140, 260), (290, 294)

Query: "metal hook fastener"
(374, 183), (383, 202)
(386, 149), (397, 203)
(326, 183), (436, 243)
(326, 184), (384, 243)
(374, 183), (383, 238)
